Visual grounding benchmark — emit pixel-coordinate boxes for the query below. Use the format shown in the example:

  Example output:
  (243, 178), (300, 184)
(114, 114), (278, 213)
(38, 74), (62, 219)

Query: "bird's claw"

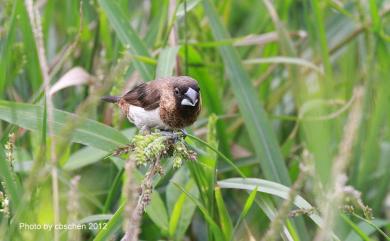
(157, 129), (185, 142)
(180, 129), (188, 137)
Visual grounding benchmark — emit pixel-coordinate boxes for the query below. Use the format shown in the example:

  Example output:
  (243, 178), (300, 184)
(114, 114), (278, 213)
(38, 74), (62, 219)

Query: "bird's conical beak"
(181, 87), (199, 106)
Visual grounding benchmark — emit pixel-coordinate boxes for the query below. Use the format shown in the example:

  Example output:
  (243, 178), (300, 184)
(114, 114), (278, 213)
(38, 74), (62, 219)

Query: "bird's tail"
(101, 96), (120, 103)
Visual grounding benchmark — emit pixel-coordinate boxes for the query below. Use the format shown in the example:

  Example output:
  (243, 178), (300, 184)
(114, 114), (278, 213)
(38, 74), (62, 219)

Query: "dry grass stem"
(24, 1), (59, 240)
(168, 0), (180, 75)
(121, 159), (139, 241)
(67, 175), (81, 241)
(122, 157), (162, 241)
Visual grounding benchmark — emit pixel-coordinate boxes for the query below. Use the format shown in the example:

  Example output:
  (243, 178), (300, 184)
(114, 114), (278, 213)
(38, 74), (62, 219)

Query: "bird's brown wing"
(122, 83), (161, 110)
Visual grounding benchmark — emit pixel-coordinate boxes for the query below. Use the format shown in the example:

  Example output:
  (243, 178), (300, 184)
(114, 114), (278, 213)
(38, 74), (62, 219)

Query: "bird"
(102, 76), (201, 133)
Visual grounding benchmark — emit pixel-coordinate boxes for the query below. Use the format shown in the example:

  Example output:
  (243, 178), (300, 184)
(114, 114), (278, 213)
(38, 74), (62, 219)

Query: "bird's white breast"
(127, 105), (168, 130)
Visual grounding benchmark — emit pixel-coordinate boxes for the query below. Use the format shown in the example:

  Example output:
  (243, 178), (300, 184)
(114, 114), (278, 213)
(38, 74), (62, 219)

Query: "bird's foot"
(156, 129), (185, 142)
(180, 129), (188, 137)
(140, 126), (151, 135)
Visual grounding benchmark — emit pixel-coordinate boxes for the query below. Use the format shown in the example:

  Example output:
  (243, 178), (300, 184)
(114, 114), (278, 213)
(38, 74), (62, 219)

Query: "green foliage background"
(0, 0), (389, 240)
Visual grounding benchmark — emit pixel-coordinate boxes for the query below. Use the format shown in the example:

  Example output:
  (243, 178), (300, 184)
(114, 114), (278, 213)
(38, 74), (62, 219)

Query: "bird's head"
(171, 77), (201, 109)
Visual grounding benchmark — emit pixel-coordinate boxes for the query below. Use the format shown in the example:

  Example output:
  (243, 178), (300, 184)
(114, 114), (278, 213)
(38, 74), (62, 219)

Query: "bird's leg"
(156, 129), (185, 142)
(140, 126), (151, 135)
(158, 129), (176, 138)
(180, 129), (188, 137)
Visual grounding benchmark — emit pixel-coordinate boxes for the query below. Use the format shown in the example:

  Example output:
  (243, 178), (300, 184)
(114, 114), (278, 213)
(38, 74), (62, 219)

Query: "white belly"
(127, 105), (168, 130)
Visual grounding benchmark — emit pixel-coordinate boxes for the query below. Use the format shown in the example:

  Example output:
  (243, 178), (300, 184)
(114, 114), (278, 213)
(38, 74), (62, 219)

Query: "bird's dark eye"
(174, 88), (180, 95)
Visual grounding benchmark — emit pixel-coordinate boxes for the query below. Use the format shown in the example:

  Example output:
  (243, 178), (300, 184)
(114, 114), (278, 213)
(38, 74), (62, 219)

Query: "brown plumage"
(102, 76), (201, 131)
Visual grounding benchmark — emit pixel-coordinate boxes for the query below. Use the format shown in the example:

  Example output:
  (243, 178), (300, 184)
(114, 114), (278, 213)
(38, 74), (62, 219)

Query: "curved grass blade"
(255, 195), (296, 241)
(218, 178), (320, 227)
(0, 101), (128, 152)
(63, 128), (136, 170)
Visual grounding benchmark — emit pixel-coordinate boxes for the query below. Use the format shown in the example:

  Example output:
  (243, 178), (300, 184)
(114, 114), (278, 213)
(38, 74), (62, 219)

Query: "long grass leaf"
(173, 182), (224, 241)
(0, 147), (22, 209)
(0, 101), (128, 152)
(202, 0), (291, 185)
(93, 202), (125, 241)
(341, 214), (371, 241)
(168, 176), (198, 240)
(218, 178), (321, 227)
(98, 0), (154, 81)
(187, 133), (245, 177)
(215, 186), (233, 240)
(231, 187), (257, 240)
(345, 218), (390, 241)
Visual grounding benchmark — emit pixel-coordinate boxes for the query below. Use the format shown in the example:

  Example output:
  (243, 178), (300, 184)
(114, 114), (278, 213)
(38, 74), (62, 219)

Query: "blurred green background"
(0, 0), (389, 240)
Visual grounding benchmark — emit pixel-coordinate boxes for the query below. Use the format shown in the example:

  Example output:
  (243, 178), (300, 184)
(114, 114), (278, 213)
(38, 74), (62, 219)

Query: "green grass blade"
(187, 133), (245, 177)
(311, 0), (333, 84)
(168, 174), (198, 240)
(341, 214), (371, 241)
(0, 0), (18, 96)
(156, 46), (180, 78)
(351, 213), (390, 241)
(184, 46), (231, 156)
(231, 187), (257, 240)
(63, 128), (136, 170)
(176, 0), (201, 17)
(0, 101), (128, 152)
(255, 195), (297, 241)
(215, 186), (233, 240)
(94, 179), (170, 240)
(145, 192), (169, 233)
(63, 147), (108, 170)
(98, 0), (154, 81)
(218, 178), (321, 227)
(345, 218), (390, 241)
(145, 0), (168, 47)
(0, 146), (22, 210)
(102, 168), (124, 213)
(173, 182), (225, 241)
(18, 0), (43, 91)
(78, 214), (113, 224)
(93, 202), (125, 241)
(202, 0), (291, 185)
